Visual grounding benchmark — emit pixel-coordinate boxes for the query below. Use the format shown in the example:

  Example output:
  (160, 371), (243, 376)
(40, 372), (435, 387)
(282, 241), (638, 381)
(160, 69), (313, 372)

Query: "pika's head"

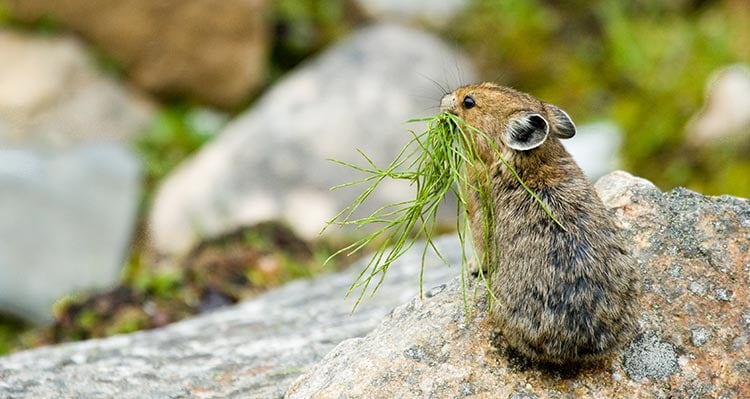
(440, 83), (576, 155)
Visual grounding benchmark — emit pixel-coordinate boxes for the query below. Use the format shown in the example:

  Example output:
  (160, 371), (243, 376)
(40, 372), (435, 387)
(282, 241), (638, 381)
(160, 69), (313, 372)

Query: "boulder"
(288, 171), (750, 398)
(0, 237), (461, 398)
(0, 31), (153, 146)
(686, 64), (750, 146)
(148, 23), (477, 258)
(0, 144), (141, 324)
(0, 32), (149, 323)
(354, 0), (470, 28)
(0, 171), (748, 398)
(5, 0), (270, 108)
(561, 121), (623, 180)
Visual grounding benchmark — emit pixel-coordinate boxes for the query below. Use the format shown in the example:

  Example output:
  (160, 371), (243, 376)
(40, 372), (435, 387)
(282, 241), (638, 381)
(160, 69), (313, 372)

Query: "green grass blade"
(327, 112), (566, 312)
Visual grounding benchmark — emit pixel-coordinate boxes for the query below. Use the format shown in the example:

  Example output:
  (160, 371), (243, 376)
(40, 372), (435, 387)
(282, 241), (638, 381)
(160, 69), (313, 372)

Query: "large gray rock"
(0, 236), (462, 398)
(0, 31), (149, 323)
(1, 171), (748, 398)
(288, 171), (750, 398)
(149, 23), (477, 258)
(5, 0), (270, 108)
(0, 144), (141, 324)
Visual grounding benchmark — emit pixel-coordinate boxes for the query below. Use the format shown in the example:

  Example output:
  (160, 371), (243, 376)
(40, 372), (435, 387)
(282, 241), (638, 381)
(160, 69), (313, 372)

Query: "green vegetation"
(134, 105), (220, 203)
(326, 112), (563, 310)
(451, 0), (750, 197)
(271, 0), (357, 77)
(119, 104), (223, 301)
(0, 4), (62, 34)
(0, 315), (29, 354)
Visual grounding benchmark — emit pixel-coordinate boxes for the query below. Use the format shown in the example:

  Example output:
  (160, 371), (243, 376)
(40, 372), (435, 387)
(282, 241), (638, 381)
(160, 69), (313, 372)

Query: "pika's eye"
(462, 95), (476, 109)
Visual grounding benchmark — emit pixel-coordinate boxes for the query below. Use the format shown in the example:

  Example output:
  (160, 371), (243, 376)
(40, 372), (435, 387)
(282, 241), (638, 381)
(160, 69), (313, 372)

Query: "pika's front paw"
(468, 258), (489, 277)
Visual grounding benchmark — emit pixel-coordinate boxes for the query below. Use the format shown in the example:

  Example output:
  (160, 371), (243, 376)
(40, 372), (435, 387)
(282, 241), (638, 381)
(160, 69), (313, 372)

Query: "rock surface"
(6, 0), (269, 108)
(0, 236), (462, 398)
(149, 23), (477, 257)
(0, 171), (748, 398)
(0, 143), (141, 324)
(0, 31), (148, 323)
(0, 31), (153, 146)
(288, 171), (750, 398)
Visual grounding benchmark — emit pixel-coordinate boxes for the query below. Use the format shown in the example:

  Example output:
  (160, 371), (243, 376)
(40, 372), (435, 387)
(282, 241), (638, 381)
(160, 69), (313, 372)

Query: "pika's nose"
(440, 94), (456, 113)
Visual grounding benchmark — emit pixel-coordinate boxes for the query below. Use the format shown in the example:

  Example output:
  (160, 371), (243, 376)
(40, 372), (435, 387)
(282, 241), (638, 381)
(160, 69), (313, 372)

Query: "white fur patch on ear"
(505, 113), (549, 151)
(548, 105), (576, 139)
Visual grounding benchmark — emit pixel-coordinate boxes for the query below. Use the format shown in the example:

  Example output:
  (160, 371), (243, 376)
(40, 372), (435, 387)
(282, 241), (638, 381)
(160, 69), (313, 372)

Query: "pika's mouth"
(440, 94), (457, 114)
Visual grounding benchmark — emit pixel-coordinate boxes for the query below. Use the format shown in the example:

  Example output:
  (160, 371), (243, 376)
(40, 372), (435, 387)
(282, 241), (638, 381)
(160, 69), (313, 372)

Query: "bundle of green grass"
(325, 112), (559, 308)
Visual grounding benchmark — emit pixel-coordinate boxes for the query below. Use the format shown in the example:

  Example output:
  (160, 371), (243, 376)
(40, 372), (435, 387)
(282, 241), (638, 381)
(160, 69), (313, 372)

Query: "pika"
(440, 83), (641, 365)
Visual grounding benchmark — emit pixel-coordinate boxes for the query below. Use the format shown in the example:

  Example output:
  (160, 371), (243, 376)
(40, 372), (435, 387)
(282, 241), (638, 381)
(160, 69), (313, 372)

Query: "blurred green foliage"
(0, 3), (61, 34)
(122, 105), (222, 297)
(0, 315), (28, 354)
(271, 0), (358, 77)
(134, 105), (218, 202)
(451, 0), (750, 197)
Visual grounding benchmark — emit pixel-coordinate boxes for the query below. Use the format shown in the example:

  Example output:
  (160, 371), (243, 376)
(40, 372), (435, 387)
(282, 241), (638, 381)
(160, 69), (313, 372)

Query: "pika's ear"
(547, 104), (576, 139)
(505, 113), (549, 151)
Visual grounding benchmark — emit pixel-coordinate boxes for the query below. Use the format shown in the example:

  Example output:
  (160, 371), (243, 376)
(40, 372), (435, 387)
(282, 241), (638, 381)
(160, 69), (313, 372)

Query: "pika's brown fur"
(440, 83), (641, 365)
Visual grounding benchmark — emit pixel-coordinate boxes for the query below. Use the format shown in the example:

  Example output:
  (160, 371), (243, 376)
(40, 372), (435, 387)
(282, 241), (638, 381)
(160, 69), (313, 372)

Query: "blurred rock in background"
(354, 0), (469, 27)
(0, 145), (141, 325)
(562, 121), (623, 180)
(148, 23), (477, 259)
(0, 32), (153, 146)
(686, 64), (750, 147)
(0, 32), (150, 324)
(5, 0), (270, 108)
